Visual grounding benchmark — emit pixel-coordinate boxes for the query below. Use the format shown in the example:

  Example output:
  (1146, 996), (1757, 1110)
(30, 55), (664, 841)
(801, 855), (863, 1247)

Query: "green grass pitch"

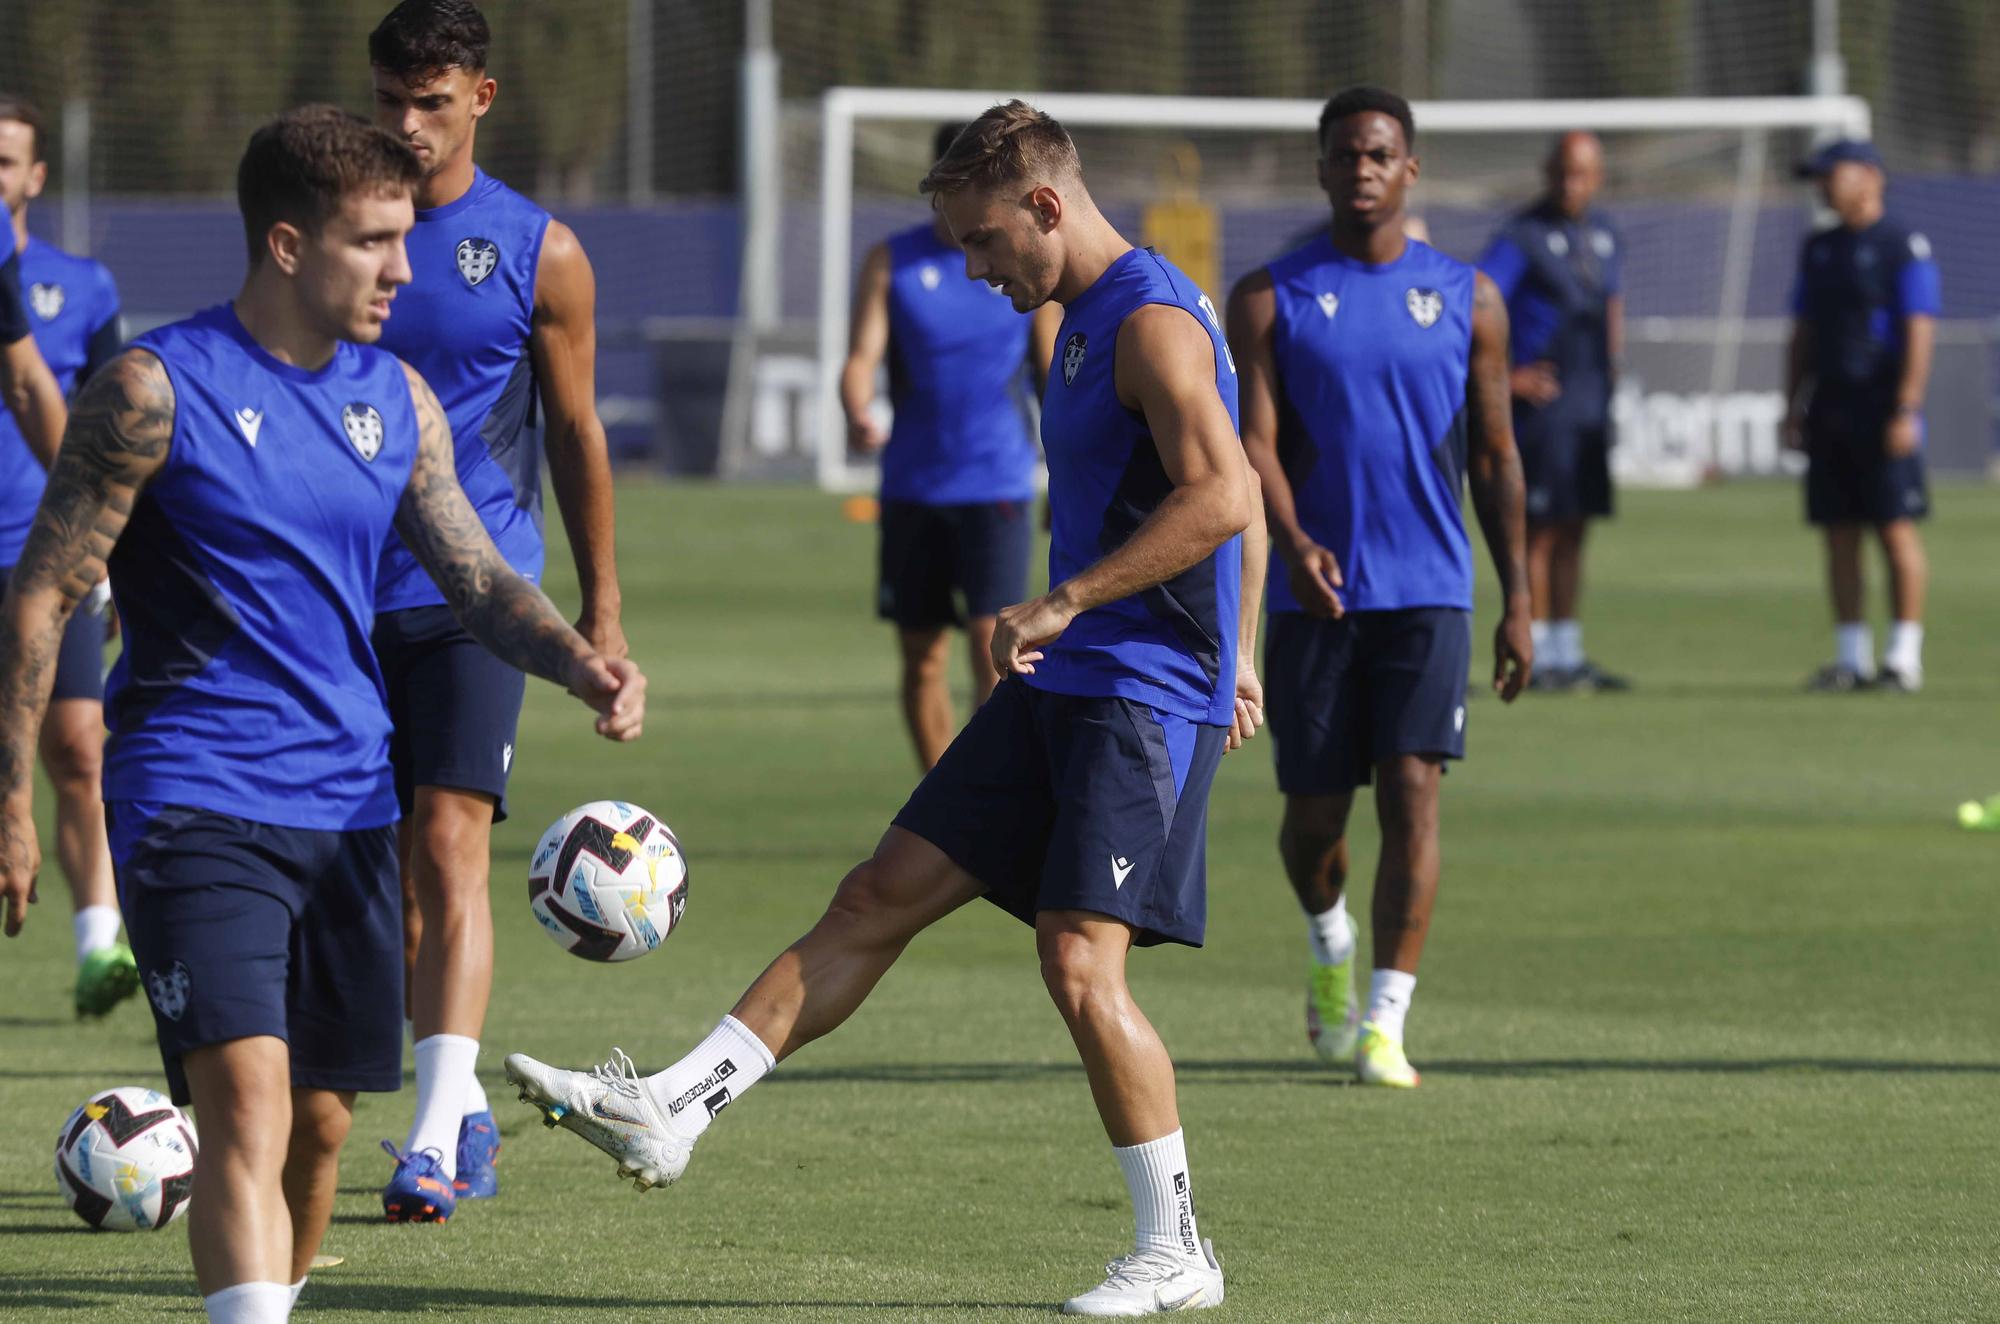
(2, 478), (1996, 1321)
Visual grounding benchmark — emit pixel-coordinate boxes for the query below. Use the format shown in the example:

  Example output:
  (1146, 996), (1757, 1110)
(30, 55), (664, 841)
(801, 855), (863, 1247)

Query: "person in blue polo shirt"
(1479, 131), (1629, 692)
(1784, 139), (1939, 692)
(842, 122), (1060, 770)
(0, 93), (136, 1017)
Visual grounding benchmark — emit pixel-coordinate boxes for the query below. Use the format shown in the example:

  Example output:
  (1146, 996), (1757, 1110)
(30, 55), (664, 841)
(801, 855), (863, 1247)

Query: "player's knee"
(409, 808), (492, 899)
(290, 1092), (353, 1159)
(1035, 926), (1119, 1022)
(39, 721), (103, 792)
(1376, 761), (1440, 835)
(821, 859), (916, 944)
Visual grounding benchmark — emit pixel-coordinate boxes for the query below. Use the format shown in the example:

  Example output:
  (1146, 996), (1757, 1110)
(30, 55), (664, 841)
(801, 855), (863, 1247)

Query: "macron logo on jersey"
(233, 407), (263, 448)
(1111, 855), (1135, 889)
(1317, 292), (1339, 319)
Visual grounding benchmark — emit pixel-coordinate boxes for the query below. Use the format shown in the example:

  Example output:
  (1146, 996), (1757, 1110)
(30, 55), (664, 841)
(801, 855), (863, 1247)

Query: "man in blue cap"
(1784, 139), (1938, 691)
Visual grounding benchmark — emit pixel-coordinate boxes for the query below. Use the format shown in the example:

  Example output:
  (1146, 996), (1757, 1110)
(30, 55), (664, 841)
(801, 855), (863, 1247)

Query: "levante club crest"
(1405, 287), (1443, 328)
(456, 237), (500, 287)
(1062, 332), (1088, 385)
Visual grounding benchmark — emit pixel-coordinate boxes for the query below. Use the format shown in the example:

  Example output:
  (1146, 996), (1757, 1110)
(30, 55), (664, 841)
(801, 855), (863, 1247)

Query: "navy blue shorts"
(891, 677), (1227, 947)
(877, 499), (1032, 630)
(1515, 414), (1613, 524)
(372, 604), (526, 821)
(0, 566), (105, 702)
(1265, 609), (1471, 795)
(109, 801), (403, 1105)
(1805, 414), (1929, 526)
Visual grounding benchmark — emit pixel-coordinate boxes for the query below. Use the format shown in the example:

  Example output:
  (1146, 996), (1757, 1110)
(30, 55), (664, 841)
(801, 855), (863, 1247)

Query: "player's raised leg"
(506, 825), (984, 1186)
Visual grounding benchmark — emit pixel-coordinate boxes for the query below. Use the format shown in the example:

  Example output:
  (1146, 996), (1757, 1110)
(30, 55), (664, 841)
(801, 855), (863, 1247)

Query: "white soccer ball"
(54, 1086), (198, 1232)
(527, 800), (689, 962)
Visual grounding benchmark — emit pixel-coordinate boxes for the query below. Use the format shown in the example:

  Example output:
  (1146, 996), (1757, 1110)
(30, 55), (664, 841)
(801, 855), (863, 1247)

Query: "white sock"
(1551, 619), (1583, 670)
(1530, 619), (1550, 658)
(73, 904), (121, 963)
(1113, 1129), (1203, 1262)
(641, 1015), (776, 1143)
(1836, 622), (1874, 676)
(406, 1034), (479, 1181)
(464, 1073), (490, 1116)
(288, 1278), (306, 1308)
(1885, 621), (1924, 675)
(1304, 897), (1353, 966)
(202, 1281), (291, 1323)
(1366, 968), (1418, 1042)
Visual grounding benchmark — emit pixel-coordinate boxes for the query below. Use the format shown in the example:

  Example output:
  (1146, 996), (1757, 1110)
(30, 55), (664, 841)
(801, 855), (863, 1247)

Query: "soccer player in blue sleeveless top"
(367, 0), (628, 1216)
(1479, 131), (1630, 693)
(0, 107), (643, 1323)
(841, 121), (1060, 770)
(507, 100), (1263, 1316)
(1783, 140), (1938, 693)
(1228, 87), (1532, 1089)
(0, 94), (138, 1017)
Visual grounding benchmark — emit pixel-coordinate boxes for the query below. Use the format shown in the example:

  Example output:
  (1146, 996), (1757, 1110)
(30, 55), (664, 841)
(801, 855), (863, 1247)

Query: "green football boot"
(75, 943), (140, 1018)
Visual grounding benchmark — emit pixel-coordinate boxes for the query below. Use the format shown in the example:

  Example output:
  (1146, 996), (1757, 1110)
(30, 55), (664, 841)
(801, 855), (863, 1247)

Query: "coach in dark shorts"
(841, 122), (1056, 771)
(1480, 131), (1628, 692)
(1783, 139), (1939, 693)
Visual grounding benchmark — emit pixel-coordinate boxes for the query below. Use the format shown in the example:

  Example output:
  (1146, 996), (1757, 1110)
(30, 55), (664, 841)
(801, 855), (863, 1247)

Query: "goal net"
(790, 89), (1874, 492)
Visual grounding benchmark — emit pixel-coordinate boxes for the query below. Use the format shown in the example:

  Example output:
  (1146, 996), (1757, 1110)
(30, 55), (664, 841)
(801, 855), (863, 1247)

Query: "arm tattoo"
(0, 350), (172, 799)
(392, 364), (592, 686)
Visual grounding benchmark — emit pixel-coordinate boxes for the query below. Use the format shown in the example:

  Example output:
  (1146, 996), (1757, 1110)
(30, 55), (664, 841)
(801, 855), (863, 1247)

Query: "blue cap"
(1796, 139), (1884, 178)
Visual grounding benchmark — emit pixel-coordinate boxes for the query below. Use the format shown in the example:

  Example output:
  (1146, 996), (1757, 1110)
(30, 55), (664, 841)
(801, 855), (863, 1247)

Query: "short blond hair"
(919, 100), (1080, 200)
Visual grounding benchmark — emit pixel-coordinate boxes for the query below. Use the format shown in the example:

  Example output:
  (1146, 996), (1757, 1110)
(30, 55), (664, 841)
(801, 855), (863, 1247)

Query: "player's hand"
(1227, 663), (1264, 752)
(991, 590), (1077, 678)
(1510, 361), (1562, 407)
(565, 654), (646, 742)
(1493, 602), (1533, 703)
(0, 800), (41, 938)
(576, 609), (629, 662)
(1782, 409), (1807, 452)
(846, 412), (887, 454)
(1282, 539), (1345, 618)
(1885, 410), (1921, 459)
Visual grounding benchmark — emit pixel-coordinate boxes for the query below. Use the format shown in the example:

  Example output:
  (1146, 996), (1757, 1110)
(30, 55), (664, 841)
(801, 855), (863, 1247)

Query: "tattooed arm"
(0, 350), (173, 935)
(391, 362), (645, 742)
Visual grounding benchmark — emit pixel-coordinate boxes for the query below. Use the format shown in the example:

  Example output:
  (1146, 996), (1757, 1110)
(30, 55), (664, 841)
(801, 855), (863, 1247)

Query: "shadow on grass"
(311, 1282), (1051, 1313)
(0, 1067), (163, 1082)
(764, 1056), (2000, 1086)
(0, 1016), (65, 1028)
(0, 1273), (193, 1309)
(1424, 1057), (2000, 1077)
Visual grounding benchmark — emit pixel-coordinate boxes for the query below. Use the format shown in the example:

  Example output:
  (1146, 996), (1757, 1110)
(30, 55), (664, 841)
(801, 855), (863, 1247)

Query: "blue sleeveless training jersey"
(374, 168), (547, 611)
(1032, 247), (1241, 727)
(880, 223), (1038, 504)
(0, 238), (122, 564)
(106, 305), (419, 829)
(1267, 234), (1475, 614)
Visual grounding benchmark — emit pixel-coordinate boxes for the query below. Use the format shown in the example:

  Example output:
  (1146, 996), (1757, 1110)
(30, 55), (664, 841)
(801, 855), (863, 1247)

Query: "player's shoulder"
(475, 168), (551, 221)
(1408, 238), (1478, 284)
(1875, 216), (1934, 264)
(1264, 231), (1333, 286)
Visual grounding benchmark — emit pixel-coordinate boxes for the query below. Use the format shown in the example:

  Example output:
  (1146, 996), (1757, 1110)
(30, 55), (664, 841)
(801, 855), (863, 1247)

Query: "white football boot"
(504, 1048), (693, 1191)
(1061, 1240), (1225, 1315)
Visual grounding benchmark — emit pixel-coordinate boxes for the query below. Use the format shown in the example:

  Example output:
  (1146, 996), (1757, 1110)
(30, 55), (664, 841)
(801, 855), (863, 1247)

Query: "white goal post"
(815, 88), (1873, 492)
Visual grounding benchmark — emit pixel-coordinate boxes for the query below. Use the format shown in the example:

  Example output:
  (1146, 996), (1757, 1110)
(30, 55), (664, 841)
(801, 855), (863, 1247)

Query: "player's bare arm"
(1466, 270), (1534, 700)
(393, 362), (644, 742)
(531, 219), (627, 659)
(0, 350), (172, 934)
(1230, 465), (1267, 751)
(1, 333), (68, 468)
(993, 303), (1252, 676)
(839, 241), (892, 452)
(1227, 267), (1343, 618)
(1887, 313), (1934, 459)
